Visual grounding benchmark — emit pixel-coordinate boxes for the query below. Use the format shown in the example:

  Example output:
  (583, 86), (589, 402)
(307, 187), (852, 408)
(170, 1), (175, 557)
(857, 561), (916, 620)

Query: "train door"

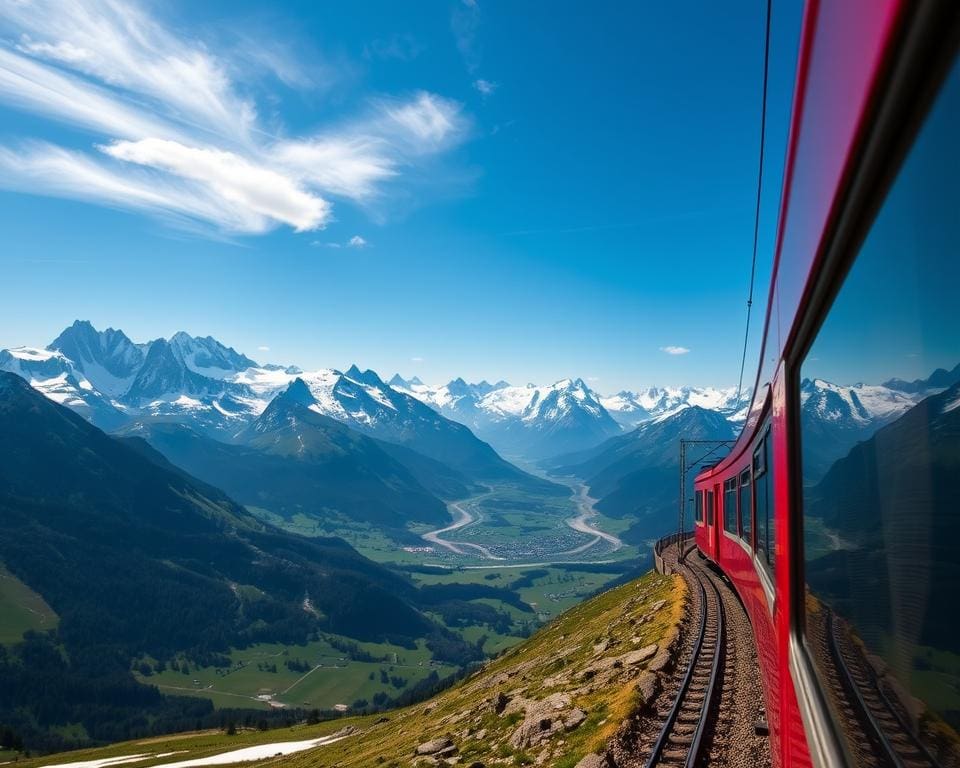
(707, 485), (719, 560)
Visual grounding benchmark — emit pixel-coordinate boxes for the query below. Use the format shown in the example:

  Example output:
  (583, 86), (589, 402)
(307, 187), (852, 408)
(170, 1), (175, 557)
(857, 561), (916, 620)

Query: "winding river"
(421, 481), (623, 561)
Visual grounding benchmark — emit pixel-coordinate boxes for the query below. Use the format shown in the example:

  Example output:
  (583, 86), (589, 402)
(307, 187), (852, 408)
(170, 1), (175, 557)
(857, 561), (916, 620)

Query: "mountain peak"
(446, 377), (471, 396)
(48, 320), (144, 397)
(279, 377), (317, 408)
(388, 374), (409, 388)
(344, 364), (384, 387)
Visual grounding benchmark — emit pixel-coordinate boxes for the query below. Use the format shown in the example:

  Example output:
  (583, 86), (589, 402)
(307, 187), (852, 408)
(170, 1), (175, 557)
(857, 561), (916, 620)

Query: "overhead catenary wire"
(735, 0), (773, 411)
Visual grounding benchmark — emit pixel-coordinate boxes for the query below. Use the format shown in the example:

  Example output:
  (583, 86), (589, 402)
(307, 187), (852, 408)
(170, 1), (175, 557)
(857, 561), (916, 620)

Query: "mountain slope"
(295, 369), (564, 494)
(799, 376), (932, 481)
(0, 371), (432, 647)
(550, 407), (736, 544)
(122, 380), (451, 530)
(0, 371), (445, 750)
(805, 381), (960, 655)
(0, 346), (128, 429)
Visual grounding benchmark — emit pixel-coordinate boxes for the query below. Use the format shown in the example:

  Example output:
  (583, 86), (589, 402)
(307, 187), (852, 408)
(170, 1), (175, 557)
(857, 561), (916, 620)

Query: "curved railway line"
(644, 561), (725, 767)
(630, 536), (770, 768)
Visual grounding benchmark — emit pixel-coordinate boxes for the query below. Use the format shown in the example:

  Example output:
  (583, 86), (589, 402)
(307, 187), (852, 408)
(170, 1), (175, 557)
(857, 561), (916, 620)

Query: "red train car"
(692, 2), (959, 766)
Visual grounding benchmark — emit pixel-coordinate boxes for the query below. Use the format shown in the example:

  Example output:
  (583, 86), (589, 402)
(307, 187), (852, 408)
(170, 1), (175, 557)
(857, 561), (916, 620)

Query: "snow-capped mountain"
(0, 345), (127, 429)
(3, 322), (269, 437)
(600, 386), (747, 429)
(799, 369), (959, 481)
(0, 321), (550, 489)
(388, 373), (424, 389)
(397, 377), (622, 460)
(267, 368), (544, 485)
(49, 320), (147, 397)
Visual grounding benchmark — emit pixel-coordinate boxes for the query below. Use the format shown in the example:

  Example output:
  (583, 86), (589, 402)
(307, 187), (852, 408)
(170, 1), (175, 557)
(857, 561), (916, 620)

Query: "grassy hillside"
(17, 569), (683, 767)
(0, 565), (58, 644)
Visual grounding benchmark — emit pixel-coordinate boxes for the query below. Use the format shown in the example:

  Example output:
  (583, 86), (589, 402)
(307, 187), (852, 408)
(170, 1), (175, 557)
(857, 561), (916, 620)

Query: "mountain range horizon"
(5, 318), (953, 469)
(0, 319), (753, 454)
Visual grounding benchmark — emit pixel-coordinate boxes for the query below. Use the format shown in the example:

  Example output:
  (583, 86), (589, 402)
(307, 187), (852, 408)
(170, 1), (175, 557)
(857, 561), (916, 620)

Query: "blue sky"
(0, 0), (804, 391)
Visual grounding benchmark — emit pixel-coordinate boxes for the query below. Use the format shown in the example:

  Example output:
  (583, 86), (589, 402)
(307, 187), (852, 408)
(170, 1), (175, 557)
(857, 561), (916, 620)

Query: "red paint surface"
(692, 1), (907, 764)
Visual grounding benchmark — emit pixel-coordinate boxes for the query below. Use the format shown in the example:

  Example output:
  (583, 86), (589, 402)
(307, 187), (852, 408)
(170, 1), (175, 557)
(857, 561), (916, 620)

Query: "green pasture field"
(0, 565), (58, 644)
(137, 636), (456, 712)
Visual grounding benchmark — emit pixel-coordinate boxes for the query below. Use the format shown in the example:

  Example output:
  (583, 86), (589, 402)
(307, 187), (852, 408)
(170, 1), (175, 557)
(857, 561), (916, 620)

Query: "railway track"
(826, 612), (938, 768)
(644, 552), (725, 768)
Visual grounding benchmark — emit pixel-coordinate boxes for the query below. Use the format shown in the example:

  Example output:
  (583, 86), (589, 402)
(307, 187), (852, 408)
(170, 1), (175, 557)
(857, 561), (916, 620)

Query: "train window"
(706, 490), (715, 526)
(738, 469), (751, 545)
(723, 477), (737, 534)
(694, 490), (703, 524)
(799, 59), (960, 766)
(754, 431), (773, 572)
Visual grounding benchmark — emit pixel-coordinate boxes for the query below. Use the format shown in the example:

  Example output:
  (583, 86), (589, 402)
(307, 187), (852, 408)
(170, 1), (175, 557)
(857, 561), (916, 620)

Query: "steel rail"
(645, 560), (724, 768)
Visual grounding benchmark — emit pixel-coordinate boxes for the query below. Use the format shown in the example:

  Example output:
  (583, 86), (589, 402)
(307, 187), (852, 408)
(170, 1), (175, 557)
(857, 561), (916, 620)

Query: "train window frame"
(706, 490), (715, 526)
(722, 477), (738, 536)
(694, 489), (704, 526)
(752, 426), (775, 610)
(753, 427), (774, 572)
(738, 468), (752, 548)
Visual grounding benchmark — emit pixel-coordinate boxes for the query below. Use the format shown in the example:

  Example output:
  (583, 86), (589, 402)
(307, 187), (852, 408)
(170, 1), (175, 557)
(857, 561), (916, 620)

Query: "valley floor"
(421, 481), (623, 562)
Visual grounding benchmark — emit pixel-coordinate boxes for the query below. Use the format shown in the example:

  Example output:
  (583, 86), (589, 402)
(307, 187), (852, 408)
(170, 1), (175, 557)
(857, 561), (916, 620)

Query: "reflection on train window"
(800, 59), (960, 767)
(723, 477), (737, 534)
(695, 490), (703, 524)
(738, 469), (751, 544)
(706, 490), (715, 526)
(754, 430), (773, 572)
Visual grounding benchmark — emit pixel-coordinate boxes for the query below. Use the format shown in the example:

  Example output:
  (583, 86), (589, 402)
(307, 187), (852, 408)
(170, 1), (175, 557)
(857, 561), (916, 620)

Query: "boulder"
(634, 671), (660, 706)
(416, 737), (455, 756)
(508, 693), (575, 748)
(564, 708), (587, 731)
(619, 644), (658, 666)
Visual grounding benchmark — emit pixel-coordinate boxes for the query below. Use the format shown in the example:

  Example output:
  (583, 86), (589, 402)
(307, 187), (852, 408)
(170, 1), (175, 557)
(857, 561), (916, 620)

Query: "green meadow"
(0, 565), (58, 644)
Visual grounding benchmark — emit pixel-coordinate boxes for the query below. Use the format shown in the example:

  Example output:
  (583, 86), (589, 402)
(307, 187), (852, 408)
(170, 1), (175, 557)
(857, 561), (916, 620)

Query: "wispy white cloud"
(271, 136), (397, 200)
(4, 0), (256, 142)
(0, 0), (471, 237)
(0, 47), (177, 141)
(348, 235), (368, 248)
(382, 92), (465, 150)
(473, 78), (497, 97)
(101, 138), (330, 231)
(411, 356), (424, 363)
(660, 346), (691, 356)
(257, 345), (270, 352)
(0, 142), (280, 233)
